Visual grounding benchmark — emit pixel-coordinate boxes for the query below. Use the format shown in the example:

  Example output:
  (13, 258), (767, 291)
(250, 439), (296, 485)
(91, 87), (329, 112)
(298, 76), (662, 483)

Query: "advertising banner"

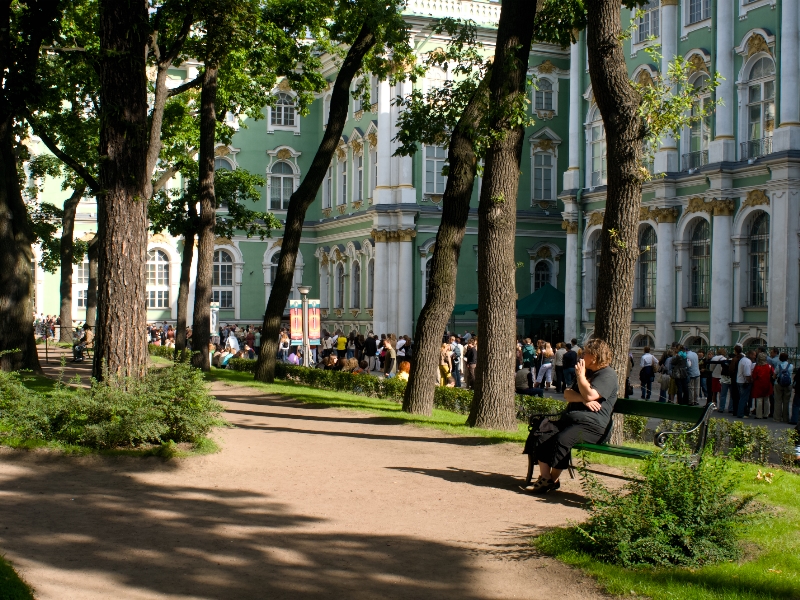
(308, 300), (321, 346)
(289, 299), (303, 346)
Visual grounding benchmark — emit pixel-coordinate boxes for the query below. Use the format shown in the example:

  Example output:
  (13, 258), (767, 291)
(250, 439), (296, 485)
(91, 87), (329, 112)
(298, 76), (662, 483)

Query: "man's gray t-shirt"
(566, 366), (619, 430)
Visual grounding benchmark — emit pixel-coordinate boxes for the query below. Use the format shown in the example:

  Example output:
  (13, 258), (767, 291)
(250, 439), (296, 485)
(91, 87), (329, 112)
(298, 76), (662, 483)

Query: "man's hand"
(585, 400), (602, 412)
(575, 358), (586, 379)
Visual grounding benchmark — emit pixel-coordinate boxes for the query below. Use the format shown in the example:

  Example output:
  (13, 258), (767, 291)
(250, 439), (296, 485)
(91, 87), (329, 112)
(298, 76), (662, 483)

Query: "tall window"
(271, 92), (295, 127)
(353, 83), (362, 113)
(688, 0), (710, 24)
(355, 155), (363, 202)
(371, 149), (378, 196)
(351, 261), (361, 308)
(212, 250), (234, 309)
(690, 220), (710, 307)
(635, 1), (660, 44)
(146, 249), (170, 308)
(533, 152), (554, 201)
(747, 57), (775, 143)
(75, 256), (89, 284)
(749, 213), (769, 307)
(638, 226), (657, 308)
(323, 95), (331, 127)
(367, 258), (374, 308)
(425, 259), (433, 302)
(534, 261), (551, 291)
(339, 160), (347, 205)
(214, 157), (232, 172)
(335, 263), (345, 308)
(77, 289), (87, 309)
(425, 145), (447, 195)
(688, 74), (711, 159)
(589, 108), (607, 187)
(535, 79), (553, 110)
(270, 253), (280, 284)
(270, 162), (293, 210)
(592, 235), (602, 309)
(323, 165), (333, 209)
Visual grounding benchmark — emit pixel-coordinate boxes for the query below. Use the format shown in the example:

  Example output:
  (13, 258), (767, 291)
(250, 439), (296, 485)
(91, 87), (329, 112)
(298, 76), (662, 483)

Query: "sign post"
(296, 286), (312, 367)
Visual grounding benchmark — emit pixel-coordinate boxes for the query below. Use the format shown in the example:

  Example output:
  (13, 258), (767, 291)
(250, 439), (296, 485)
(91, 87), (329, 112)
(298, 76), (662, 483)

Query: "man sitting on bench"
(72, 323), (93, 363)
(525, 337), (618, 493)
(515, 363), (543, 397)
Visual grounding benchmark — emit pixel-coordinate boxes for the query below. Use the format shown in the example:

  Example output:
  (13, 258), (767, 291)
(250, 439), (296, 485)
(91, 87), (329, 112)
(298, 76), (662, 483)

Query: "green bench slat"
(573, 443), (653, 459)
(613, 398), (706, 422)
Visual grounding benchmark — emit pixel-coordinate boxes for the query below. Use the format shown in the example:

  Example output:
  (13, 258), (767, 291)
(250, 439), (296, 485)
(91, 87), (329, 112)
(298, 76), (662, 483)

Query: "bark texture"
(175, 227), (195, 360)
(58, 185), (85, 341)
(93, 0), (150, 379)
(467, 0), (539, 430)
(190, 65), (219, 371)
(85, 233), (98, 330)
(254, 22), (377, 383)
(585, 0), (645, 444)
(402, 73), (490, 416)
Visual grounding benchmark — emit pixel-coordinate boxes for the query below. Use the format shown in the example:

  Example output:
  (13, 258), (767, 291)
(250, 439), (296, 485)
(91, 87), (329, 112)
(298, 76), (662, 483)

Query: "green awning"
(452, 303), (479, 315)
(516, 284), (565, 318)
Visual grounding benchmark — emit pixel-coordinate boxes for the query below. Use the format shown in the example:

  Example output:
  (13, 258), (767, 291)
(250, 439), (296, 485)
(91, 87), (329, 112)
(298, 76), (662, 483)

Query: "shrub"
(0, 363), (225, 449)
(148, 344), (177, 360)
(574, 452), (753, 568)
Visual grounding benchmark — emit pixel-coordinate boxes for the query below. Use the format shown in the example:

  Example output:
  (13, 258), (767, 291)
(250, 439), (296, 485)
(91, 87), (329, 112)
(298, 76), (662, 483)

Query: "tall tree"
(254, 0), (417, 382)
(0, 0), (63, 372)
(58, 184), (87, 340)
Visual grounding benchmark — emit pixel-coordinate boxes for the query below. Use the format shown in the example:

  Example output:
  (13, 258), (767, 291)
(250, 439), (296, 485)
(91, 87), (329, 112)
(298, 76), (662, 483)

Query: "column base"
(654, 149), (679, 174)
(395, 187), (417, 204)
(772, 125), (800, 152)
(708, 138), (736, 163)
(373, 187), (392, 205)
(562, 168), (581, 192)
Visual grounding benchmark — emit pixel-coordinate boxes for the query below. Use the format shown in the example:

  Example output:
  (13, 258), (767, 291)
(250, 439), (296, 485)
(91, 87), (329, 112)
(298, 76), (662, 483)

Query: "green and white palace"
(29, 0), (800, 349)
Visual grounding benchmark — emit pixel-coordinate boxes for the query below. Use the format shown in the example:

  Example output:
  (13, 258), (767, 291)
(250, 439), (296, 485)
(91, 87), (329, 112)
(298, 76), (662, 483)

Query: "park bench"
(524, 398), (716, 484)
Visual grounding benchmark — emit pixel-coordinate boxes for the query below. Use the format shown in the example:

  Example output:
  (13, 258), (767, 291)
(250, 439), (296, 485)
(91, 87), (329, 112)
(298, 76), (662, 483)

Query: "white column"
(655, 214), (676, 350)
(563, 222), (579, 339)
(374, 80), (393, 204)
(654, 0), (679, 173)
(710, 202), (733, 345)
(768, 189), (800, 345)
(372, 232), (389, 335)
(732, 236), (748, 325)
(564, 37), (582, 191)
(774, 0), (800, 151)
(581, 248), (592, 323)
(234, 261), (243, 320)
(398, 231), (414, 335)
(396, 79), (416, 204)
(709, 0), (736, 162)
(387, 236), (399, 334)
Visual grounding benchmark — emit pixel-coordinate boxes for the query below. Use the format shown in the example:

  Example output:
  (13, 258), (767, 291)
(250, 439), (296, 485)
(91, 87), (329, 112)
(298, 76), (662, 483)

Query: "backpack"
(777, 362), (792, 387)
(452, 343), (462, 364)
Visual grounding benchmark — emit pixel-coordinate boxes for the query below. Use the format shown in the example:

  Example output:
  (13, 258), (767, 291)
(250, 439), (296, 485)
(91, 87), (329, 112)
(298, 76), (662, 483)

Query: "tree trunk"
(467, 0), (540, 430)
(402, 72), (490, 416)
(254, 22), (378, 383)
(0, 115), (42, 372)
(190, 65), (219, 371)
(175, 226), (195, 360)
(58, 185), (85, 342)
(85, 233), (98, 331)
(586, 0), (645, 444)
(93, 0), (150, 379)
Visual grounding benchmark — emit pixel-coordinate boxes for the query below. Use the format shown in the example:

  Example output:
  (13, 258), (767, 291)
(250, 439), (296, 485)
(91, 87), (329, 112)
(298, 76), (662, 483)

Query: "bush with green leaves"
(0, 363), (225, 449)
(573, 452), (753, 568)
(148, 344), (177, 360)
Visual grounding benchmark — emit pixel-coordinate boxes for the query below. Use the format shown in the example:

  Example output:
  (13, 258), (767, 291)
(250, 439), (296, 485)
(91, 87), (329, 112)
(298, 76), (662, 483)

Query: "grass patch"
(0, 554), (33, 600)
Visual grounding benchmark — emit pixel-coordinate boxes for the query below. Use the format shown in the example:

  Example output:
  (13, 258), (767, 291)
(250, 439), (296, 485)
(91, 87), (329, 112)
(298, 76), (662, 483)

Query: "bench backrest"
(613, 398), (706, 423)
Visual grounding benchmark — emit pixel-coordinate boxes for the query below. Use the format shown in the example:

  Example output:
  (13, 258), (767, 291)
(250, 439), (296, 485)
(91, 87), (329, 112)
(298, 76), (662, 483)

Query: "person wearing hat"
(72, 323), (93, 362)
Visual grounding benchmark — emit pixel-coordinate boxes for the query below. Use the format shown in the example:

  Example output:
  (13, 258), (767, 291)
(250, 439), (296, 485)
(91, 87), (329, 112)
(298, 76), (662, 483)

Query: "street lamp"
(298, 285), (311, 367)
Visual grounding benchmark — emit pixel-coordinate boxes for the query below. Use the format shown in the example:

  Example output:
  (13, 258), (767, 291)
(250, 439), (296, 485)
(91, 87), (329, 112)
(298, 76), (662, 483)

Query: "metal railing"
(681, 150), (708, 171)
(740, 136), (772, 161)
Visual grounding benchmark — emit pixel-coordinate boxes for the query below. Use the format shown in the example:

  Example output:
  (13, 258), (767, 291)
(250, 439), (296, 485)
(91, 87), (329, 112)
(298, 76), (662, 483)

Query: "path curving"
(0, 357), (610, 599)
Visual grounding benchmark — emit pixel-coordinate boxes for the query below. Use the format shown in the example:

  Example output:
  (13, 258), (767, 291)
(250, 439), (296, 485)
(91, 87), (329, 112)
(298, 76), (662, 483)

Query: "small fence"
(35, 324), (94, 363)
(682, 345), (800, 367)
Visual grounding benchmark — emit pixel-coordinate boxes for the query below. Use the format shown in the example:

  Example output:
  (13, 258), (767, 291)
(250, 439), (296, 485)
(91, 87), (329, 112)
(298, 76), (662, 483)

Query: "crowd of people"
(514, 338), (582, 397)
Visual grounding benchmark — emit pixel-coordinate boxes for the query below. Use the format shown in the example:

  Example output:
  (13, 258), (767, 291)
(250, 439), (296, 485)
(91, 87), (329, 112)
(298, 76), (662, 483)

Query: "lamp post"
(298, 285), (311, 367)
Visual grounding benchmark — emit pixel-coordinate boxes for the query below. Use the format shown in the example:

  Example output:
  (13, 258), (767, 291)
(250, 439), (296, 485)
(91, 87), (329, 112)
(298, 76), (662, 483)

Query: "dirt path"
(0, 357), (611, 599)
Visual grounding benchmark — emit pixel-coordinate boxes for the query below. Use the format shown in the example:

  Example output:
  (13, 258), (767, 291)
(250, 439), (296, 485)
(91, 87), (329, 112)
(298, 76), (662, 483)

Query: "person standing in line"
(773, 352), (793, 423)
(671, 347), (690, 405)
(639, 346), (658, 400)
(709, 347), (729, 411)
(686, 347), (700, 405)
(790, 368), (800, 425)
(554, 342), (566, 393)
(767, 347), (780, 418)
(438, 343), (452, 386)
(521, 338), (536, 370)
(750, 352), (773, 419)
(728, 346), (743, 415)
(254, 327), (261, 356)
(365, 333), (378, 371)
(736, 349), (755, 418)
(562, 343), (577, 391)
(383, 338), (397, 377)
(535, 341), (554, 389)
(346, 331), (356, 359)
(396, 334), (407, 364)
(336, 330), (347, 358)
(355, 334), (365, 362)
(464, 337), (478, 389)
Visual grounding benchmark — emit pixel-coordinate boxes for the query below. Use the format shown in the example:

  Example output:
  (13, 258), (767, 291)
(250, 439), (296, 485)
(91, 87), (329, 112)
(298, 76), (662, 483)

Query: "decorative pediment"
(215, 236), (234, 246)
(277, 78), (292, 92)
(561, 220), (578, 234)
(214, 145), (230, 157)
(742, 189), (770, 208)
(536, 247), (551, 259)
(366, 131), (378, 147)
(652, 207), (679, 223)
(685, 196), (708, 214)
(710, 199), (735, 216)
(736, 29), (775, 59)
(530, 60), (568, 77)
(270, 238), (282, 249)
(276, 148), (292, 160)
(687, 54), (709, 75)
(587, 211), (604, 227)
(746, 34), (771, 59)
(149, 233), (170, 244)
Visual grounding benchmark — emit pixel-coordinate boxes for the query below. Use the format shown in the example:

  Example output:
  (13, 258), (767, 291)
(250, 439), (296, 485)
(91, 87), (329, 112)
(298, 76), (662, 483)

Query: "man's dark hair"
(566, 343), (572, 350)
(734, 345), (743, 355)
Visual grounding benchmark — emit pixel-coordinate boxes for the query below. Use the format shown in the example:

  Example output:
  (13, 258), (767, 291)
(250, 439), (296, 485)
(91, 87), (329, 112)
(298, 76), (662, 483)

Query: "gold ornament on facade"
(746, 34), (771, 59)
(354, 109), (364, 122)
(150, 233), (169, 244)
(214, 145), (230, 157)
(322, 208), (332, 218)
(536, 247), (552, 259)
(270, 238), (282, 249)
(534, 139), (555, 152)
(537, 60), (556, 74)
(535, 109), (555, 120)
(635, 69), (655, 87)
(639, 205), (653, 221)
(336, 146), (347, 161)
(587, 211), (604, 227)
(561, 220), (578, 234)
(334, 308), (343, 318)
(398, 228), (417, 242)
(370, 229), (387, 242)
(351, 140), (363, 155)
(350, 309), (360, 318)
(370, 102), (378, 113)
(742, 189), (770, 208)
(685, 196), (708, 214)
(710, 199), (735, 216)
(336, 204), (346, 215)
(366, 309), (374, 317)
(277, 78), (292, 92)
(653, 207), (679, 223)
(687, 54), (709, 74)
(319, 253), (329, 266)
(276, 148), (292, 160)
(352, 200), (363, 211)
(366, 132), (378, 147)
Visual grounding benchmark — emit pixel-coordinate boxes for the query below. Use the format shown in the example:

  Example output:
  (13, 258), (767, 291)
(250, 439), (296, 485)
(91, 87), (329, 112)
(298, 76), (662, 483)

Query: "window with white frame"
(588, 107), (607, 187)
(355, 154), (363, 202)
(351, 261), (361, 308)
(270, 161), (294, 210)
(747, 57), (775, 144)
(534, 78), (553, 111)
(635, 1), (659, 44)
(323, 165), (333, 209)
(271, 92), (296, 127)
(370, 149), (378, 197)
(270, 253), (280, 284)
(638, 226), (657, 308)
(146, 249), (170, 309)
(533, 261), (551, 291)
(690, 220), (710, 307)
(532, 152), (555, 201)
(370, 76), (378, 108)
(353, 80), (363, 113)
(687, 0), (710, 24)
(214, 157), (233, 172)
(77, 289), (87, 308)
(339, 159), (347, 205)
(75, 256), (89, 284)
(323, 94), (331, 127)
(425, 145), (447, 195)
(335, 263), (345, 308)
(592, 234), (602, 309)
(749, 212), (769, 307)
(367, 258), (374, 308)
(687, 74), (712, 164)
(425, 259), (433, 302)
(212, 249), (234, 309)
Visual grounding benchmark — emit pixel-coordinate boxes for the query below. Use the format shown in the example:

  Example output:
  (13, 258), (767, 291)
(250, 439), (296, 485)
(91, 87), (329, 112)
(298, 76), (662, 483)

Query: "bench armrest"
(654, 402), (716, 450)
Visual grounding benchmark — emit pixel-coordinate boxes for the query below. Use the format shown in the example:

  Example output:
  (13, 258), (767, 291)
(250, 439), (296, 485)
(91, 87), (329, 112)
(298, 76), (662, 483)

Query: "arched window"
(690, 220), (710, 307)
(425, 145), (447, 195)
(638, 226), (657, 308)
(588, 106), (607, 187)
(212, 250), (234, 309)
(745, 57), (775, 158)
(339, 159), (347, 205)
(532, 152), (554, 201)
(685, 73), (711, 170)
(323, 165), (333, 209)
(355, 154), (363, 202)
(146, 249), (170, 308)
(214, 157), (233, 172)
(535, 78), (553, 110)
(270, 253), (280, 284)
(367, 258), (374, 309)
(635, 0), (660, 44)
(534, 261), (551, 291)
(271, 92), (295, 127)
(335, 263), (345, 308)
(425, 259), (433, 302)
(270, 161), (294, 210)
(351, 261), (361, 309)
(749, 213), (769, 307)
(633, 334), (654, 348)
(592, 234), (602, 308)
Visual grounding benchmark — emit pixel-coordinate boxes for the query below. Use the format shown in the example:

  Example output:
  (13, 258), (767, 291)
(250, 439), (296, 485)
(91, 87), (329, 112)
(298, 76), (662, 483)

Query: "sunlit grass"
(0, 554), (34, 600)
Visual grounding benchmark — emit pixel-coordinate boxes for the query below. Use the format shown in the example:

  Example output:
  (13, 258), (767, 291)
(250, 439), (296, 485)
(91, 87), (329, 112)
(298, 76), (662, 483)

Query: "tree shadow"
(0, 453), (490, 599)
(387, 466), (523, 491)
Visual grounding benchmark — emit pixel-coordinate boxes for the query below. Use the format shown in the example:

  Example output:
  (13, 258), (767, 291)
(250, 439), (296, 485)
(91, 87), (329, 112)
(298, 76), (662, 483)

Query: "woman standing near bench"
(527, 338), (618, 493)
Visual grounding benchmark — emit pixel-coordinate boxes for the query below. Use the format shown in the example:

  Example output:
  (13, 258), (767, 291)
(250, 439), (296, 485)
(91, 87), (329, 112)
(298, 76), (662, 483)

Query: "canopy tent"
(451, 303), (479, 315)
(516, 284), (565, 318)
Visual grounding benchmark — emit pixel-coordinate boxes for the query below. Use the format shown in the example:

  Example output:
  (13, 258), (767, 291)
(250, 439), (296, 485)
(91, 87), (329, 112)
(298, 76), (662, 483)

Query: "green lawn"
(0, 555), (33, 600)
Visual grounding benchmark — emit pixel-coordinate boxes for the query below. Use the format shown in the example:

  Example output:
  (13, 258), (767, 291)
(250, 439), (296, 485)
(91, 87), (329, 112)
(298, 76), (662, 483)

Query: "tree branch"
(152, 164), (181, 193)
(167, 73), (203, 97)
